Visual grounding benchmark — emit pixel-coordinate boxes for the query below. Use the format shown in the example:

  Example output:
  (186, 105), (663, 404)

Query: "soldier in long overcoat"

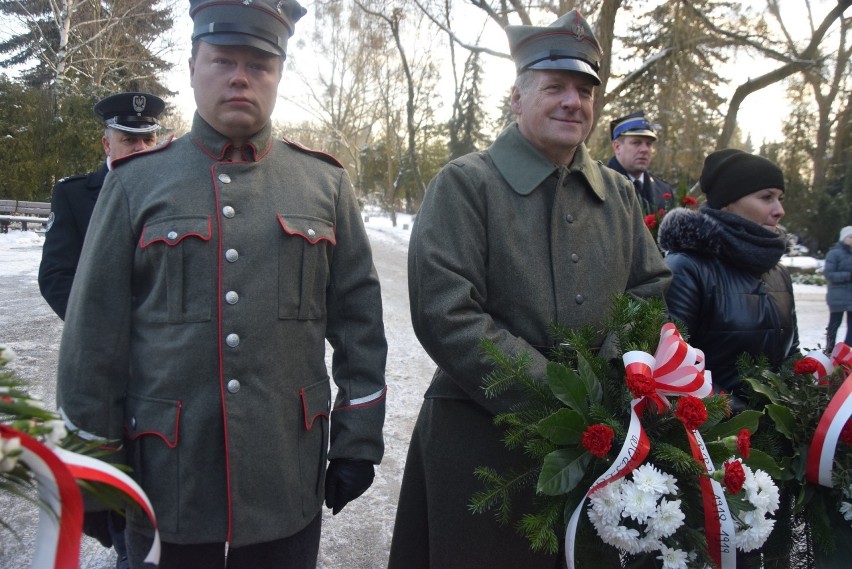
(56, 1), (387, 567)
(388, 11), (670, 569)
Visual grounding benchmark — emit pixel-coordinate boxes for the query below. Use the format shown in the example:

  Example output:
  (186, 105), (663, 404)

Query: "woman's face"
(722, 188), (785, 232)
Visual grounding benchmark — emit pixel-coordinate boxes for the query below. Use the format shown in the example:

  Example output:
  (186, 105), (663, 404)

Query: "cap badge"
(132, 95), (147, 114)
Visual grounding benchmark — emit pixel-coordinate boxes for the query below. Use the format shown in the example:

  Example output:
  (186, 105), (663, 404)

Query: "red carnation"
(662, 192), (673, 200)
(657, 208), (665, 216)
(681, 196), (698, 206)
(737, 429), (751, 459)
(723, 460), (746, 495)
(644, 214), (658, 229)
(841, 420), (852, 446)
(582, 424), (615, 458)
(675, 395), (708, 431)
(793, 358), (819, 376)
(626, 372), (656, 399)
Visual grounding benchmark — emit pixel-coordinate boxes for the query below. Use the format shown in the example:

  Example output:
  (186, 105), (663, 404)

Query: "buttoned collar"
(190, 112), (273, 162)
(488, 123), (606, 200)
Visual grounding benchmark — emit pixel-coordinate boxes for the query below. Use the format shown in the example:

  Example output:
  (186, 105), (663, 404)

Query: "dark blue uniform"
(38, 164), (108, 319)
(606, 155), (673, 213)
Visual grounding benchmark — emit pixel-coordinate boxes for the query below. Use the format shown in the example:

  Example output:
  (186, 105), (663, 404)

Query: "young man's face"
(102, 129), (157, 161)
(511, 70), (595, 166)
(189, 41), (283, 146)
(612, 135), (656, 178)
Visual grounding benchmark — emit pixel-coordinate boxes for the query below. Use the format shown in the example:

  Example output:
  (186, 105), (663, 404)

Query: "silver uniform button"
(575, 294), (585, 304)
(225, 249), (239, 262)
(571, 253), (580, 263)
(167, 231), (178, 240)
(227, 379), (241, 393)
(218, 173), (231, 184)
(226, 333), (240, 347)
(129, 416), (137, 430)
(223, 206), (235, 218)
(225, 291), (239, 304)
(307, 228), (316, 237)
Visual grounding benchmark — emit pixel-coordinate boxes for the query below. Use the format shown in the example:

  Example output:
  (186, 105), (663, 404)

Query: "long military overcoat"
(57, 115), (387, 547)
(825, 241), (852, 313)
(389, 124), (671, 568)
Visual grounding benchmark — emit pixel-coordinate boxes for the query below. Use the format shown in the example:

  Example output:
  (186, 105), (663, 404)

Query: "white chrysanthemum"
(589, 482), (624, 526)
(840, 501), (852, 522)
(638, 536), (664, 553)
(647, 498), (685, 538)
(0, 436), (22, 472)
(606, 524), (643, 554)
(621, 482), (658, 523)
(749, 469), (780, 513)
(633, 463), (673, 496)
(657, 544), (689, 569)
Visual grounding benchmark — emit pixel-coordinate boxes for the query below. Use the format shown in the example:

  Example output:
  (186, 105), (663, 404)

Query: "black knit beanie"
(699, 149), (785, 209)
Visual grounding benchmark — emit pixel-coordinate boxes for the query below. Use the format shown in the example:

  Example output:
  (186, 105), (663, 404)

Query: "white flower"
(589, 483), (624, 526)
(0, 344), (16, 363)
(657, 544), (689, 569)
(621, 482), (658, 523)
(0, 436), (22, 472)
(633, 463), (674, 496)
(647, 498), (685, 538)
(749, 469), (780, 513)
(607, 524), (643, 554)
(43, 420), (67, 448)
(839, 501), (852, 522)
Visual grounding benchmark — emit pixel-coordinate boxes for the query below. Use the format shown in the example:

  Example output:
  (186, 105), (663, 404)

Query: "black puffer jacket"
(658, 207), (799, 401)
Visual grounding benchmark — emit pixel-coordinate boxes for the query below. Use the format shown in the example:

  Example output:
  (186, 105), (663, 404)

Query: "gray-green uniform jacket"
(409, 124), (671, 414)
(390, 124), (671, 568)
(57, 114), (387, 547)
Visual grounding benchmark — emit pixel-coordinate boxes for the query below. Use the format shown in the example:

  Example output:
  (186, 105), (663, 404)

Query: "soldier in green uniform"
(56, 1), (387, 567)
(388, 11), (670, 569)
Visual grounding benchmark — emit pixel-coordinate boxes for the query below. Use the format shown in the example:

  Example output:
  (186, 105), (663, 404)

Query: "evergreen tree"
(448, 51), (488, 159)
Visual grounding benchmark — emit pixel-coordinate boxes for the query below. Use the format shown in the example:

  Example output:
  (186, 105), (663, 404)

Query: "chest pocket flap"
(140, 216), (212, 248)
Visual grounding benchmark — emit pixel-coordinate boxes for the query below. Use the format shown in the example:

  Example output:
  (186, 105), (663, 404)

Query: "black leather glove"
(82, 510), (113, 548)
(324, 459), (375, 515)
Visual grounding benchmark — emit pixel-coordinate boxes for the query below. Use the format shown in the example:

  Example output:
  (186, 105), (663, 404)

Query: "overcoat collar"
(190, 112), (273, 162)
(488, 123), (606, 200)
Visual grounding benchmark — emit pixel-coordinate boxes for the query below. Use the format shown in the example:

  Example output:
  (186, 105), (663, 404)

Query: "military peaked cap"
(610, 111), (658, 141)
(93, 92), (165, 134)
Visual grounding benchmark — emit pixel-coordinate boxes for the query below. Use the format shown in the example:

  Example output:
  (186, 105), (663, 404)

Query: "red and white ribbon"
(1, 425), (82, 569)
(0, 425), (160, 567)
(565, 324), (714, 568)
(622, 323), (713, 410)
(685, 427), (736, 568)
(806, 370), (852, 487)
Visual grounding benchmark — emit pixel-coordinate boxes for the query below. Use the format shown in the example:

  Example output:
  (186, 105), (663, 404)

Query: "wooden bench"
(0, 199), (51, 233)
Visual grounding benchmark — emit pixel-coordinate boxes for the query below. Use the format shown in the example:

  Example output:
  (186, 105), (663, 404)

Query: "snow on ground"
(0, 214), (843, 567)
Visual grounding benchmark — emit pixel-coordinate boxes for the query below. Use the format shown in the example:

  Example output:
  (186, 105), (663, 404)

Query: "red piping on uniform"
(138, 218), (212, 248)
(124, 401), (183, 448)
(277, 215), (337, 245)
(299, 388), (329, 432)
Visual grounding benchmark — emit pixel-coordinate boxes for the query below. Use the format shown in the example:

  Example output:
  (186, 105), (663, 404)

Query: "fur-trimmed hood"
(658, 206), (787, 275)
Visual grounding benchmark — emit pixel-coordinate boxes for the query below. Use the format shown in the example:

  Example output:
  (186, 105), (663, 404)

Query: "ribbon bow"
(622, 322), (713, 408)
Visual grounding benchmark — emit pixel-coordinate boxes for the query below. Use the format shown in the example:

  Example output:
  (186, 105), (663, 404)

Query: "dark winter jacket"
(606, 155), (673, 212)
(38, 164), (108, 319)
(825, 242), (852, 312)
(658, 207), (799, 402)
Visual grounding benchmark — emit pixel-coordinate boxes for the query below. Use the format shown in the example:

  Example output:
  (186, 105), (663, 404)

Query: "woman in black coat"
(824, 225), (852, 353)
(658, 149), (799, 411)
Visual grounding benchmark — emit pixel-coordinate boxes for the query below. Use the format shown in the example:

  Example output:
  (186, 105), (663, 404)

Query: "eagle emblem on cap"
(132, 95), (147, 114)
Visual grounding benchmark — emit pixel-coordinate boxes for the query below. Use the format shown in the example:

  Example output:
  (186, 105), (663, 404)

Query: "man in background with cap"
(55, 1), (387, 568)
(388, 11), (669, 569)
(39, 92), (165, 320)
(607, 110), (673, 212)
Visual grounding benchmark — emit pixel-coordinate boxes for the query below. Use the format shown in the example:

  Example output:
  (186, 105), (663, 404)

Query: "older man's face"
(102, 129), (157, 161)
(510, 70), (595, 166)
(190, 41), (282, 146)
